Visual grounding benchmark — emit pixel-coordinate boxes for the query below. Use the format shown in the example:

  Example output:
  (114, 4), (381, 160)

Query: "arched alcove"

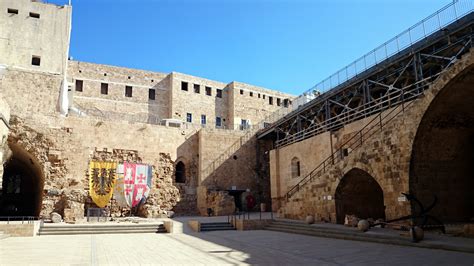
(291, 157), (300, 178)
(0, 143), (44, 217)
(175, 161), (186, 183)
(410, 66), (474, 223)
(335, 168), (385, 224)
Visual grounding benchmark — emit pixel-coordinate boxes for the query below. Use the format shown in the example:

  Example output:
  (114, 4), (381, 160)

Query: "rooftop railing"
(300, 0), (473, 98)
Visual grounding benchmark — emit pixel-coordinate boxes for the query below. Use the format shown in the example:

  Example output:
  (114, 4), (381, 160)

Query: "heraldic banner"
(89, 161), (117, 208)
(113, 164), (129, 208)
(121, 162), (153, 207)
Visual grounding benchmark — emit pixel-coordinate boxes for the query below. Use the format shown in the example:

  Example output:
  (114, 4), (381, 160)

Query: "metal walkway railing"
(301, 0), (473, 98)
(284, 50), (465, 199)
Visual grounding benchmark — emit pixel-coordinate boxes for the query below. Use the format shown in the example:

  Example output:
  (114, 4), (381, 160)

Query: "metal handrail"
(301, 0), (473, 97)
(285, 68), (447, 200)
(0, 216), (39, 224)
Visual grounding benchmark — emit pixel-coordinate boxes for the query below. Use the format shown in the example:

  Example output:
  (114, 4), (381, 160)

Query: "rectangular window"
(75, 80), (83, 92)
(181, 81), (188, 91)
(205, 86), (212, 96)
(101, 83), (108, 95)
(269, 96), (273, 105)
(216, 89), (222, 98)
(125, 86), (133, 97)
(148, 89), (156, 100)
(7, 8), (18, 14)
(283, 99), (289, 107)
(216, 117), (222, 127)
(240, 119), (248, 130)
(194, 84), (200, 93)
(277, 98), (281, 106)
(31, 56), (40, 66)
(263, 94), (266, 99)
(240, 89), (244, 95)
(186, 113), (192, 123)
(29, 12), (40, 19)
(201, 115), (207, 125)
(258, 93), (261, 98)
(250, 92), (253, 97)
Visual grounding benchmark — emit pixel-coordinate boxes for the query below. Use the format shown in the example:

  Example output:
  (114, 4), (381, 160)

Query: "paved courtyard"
(1, 229), (474, 265)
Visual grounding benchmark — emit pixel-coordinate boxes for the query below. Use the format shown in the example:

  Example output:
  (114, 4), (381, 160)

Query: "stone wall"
(274, 50), (474, 222)
(0, 97), (10, 186)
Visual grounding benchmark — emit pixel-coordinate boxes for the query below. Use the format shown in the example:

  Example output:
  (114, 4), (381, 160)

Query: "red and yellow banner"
(89, 161), (117, 208)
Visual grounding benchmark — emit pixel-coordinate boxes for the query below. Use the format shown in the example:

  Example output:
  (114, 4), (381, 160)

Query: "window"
(283, 99), (289, 107)
(125, 86), (133, 97)
(291, 157), (301, 178)
(216, 117), (222, 127)
(181, 81), (188, 91)
(258, 93), (261, 98)
(194, 84), (200, 93)
(186, 113), (192, 123)
(175, 161), (186, 183)
(269, 96), (273, 105)
(205, 86), (212, 96)
(31, 56), (40, 66)
(29, 12), (40, 19)
(101, 83), (108, 95)
(250, 92), (253, 97)
(277, 98), (281, 106)
(216, 89), (222, 98)
(148, 89), (155, 100)
(240, 119), (249, 130)
(240, 89), (244, 95)
(201, 114), (206, 125)
(75, 80), (83, 92)
(263, 94), (266, 99)
(7, 8), (18, 14)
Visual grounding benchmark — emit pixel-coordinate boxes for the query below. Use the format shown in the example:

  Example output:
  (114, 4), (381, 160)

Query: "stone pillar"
(0, 97), (11, 189)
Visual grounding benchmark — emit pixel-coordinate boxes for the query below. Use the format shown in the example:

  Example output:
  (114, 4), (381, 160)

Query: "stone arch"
(335, 168), (385, 224)
(1, 142), (45, 217)
(290, 157), (300, 178)
(175, 161), (186, 183)
(409, 65), (474, 223)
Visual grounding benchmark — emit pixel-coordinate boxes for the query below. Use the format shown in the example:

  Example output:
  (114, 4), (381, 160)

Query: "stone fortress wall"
(0, 0), (296, 220)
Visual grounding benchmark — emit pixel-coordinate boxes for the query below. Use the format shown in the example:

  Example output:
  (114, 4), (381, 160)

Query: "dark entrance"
(226, 189), (245, 212)
(175, 161), (186, 183)
(335, 168), (385, 224)
(0, 145), (43, 217)
(410, 66), (474, 223)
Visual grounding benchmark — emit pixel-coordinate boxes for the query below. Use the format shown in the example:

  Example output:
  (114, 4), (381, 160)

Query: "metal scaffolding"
(258, 4), (474, 149)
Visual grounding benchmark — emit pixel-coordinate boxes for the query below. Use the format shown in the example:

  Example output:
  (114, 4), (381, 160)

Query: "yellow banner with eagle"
(89, 161), (117, 208)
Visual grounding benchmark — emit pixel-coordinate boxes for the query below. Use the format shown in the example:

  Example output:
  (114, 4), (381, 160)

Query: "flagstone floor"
(1, 229), (474, 265)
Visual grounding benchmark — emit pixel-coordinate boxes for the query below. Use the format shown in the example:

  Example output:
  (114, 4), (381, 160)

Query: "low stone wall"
(0, 223), (35, 237)
(232, 219), (272, 231)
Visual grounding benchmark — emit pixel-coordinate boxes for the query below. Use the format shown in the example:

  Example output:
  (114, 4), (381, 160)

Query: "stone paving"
(1, 228), (474, 265)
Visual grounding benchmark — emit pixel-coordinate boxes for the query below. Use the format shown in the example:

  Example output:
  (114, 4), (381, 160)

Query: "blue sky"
(58, 0), (449, 95)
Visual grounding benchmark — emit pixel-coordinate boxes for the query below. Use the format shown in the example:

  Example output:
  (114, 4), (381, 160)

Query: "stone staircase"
(264, 220), (474, 254)
(38, 223), (167, 236)
(200, 222), (235, 232)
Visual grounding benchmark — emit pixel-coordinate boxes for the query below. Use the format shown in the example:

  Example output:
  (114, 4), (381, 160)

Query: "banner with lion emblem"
(89, 161), (117, 208)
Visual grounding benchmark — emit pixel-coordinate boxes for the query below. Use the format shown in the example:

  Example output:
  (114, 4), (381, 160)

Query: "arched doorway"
(0, 144), (44, 217)
(335, 168), (385, 224)
(410, 67), (474, 223)
(175, 161), (186, 183)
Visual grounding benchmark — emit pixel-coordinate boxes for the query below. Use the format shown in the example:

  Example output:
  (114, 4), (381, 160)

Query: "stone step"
(38, 229), (166, 236)
(39, 224), (167, 235)
(200, 222), (235, 232)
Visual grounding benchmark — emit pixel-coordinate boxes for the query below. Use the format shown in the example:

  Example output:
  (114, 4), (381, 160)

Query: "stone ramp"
(264, 220), (474, 254)
(39, 223), (167, 236)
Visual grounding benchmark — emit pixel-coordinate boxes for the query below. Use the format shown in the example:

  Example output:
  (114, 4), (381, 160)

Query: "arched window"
(291, 157), (300, 178)
(175, 161), (186, 183)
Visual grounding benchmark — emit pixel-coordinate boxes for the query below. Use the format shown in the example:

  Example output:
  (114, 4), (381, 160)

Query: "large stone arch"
(335, 168), (385, 224)
(409, 64), (474, 223)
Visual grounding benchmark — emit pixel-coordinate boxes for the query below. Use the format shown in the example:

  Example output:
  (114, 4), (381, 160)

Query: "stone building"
(0, 0), (295, 221)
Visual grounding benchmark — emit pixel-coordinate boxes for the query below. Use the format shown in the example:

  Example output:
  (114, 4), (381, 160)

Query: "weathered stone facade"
(272, 50), (474, 223)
